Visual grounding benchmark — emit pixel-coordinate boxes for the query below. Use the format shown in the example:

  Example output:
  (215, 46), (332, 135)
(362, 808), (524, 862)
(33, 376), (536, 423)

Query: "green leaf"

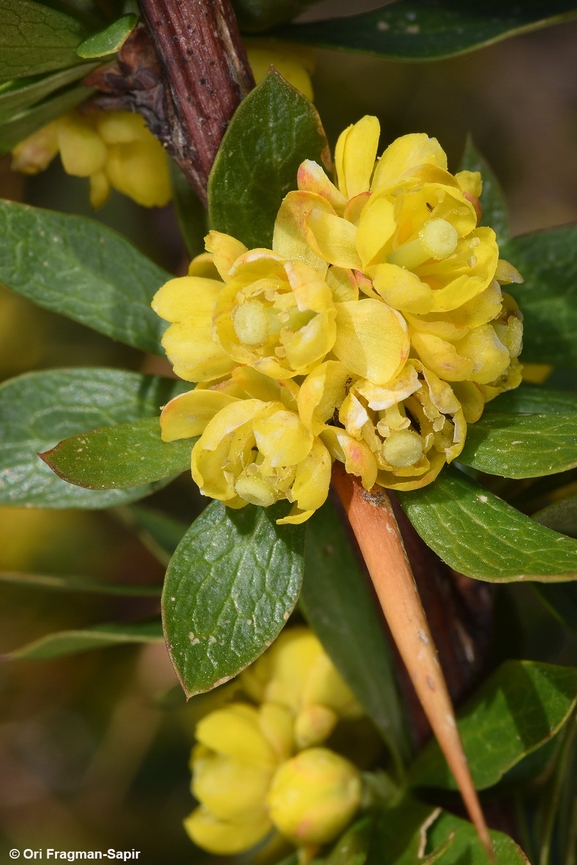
(425, 812), (529, 865)
(232, 0), (319, 31)
(302, 499), (410, 765)
(0, 367), (185, 508)
(270, 0), (577, 61)
(118, 504), (188, 566)
(460, 137), (509, 245)
(41, 417), (192, 490)
(0, 64), (95, 122)
(487, 384), (577, 414)
(162, 501), (305, 697)
(366, 797), (437, 865)
(208, 69), (329, 249)
(459, 412), (577, 478)
(501, 226), (577, 365)
(409, 660), (577, 790)
(532, 497), (577, 632)
(326, 816), (373, 865)
(0, 199), (169, 354)
(0, 0), (90, 81)
(397, 465), (577, 582)
(0, 84), (92, 155)
(76, 13), (137, 58)
(4, 620), (163, 661)
(0, 570), (160, 596)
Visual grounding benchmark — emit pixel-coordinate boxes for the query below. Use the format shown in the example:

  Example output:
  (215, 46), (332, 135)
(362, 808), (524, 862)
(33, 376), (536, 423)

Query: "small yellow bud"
(295, 704), (338, 749)
(382, 429), (424, 468)
(267, 748), (362, 845)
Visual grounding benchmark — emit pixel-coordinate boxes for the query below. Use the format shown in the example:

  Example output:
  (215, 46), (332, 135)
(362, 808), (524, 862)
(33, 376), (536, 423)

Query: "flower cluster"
(12, 109), (171, 209)
(184, 627), (364, 858)
(154, 117), (523, 522)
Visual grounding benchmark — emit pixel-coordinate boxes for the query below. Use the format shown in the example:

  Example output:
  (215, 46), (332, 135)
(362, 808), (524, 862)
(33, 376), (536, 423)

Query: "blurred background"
(1, 9), (577, 862)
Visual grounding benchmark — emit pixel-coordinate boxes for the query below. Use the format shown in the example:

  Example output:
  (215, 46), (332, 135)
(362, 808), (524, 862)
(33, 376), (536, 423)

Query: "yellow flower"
(267, 748), (362, 848)
(185, 627), (365, 857)
(12, 109), (171, 209)
(246, 42), (315, 101)
(241, 626), (364, 749)
(160, 386), (332, 525)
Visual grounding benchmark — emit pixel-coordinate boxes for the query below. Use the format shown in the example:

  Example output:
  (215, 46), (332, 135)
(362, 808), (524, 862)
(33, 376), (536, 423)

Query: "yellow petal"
(152, 276), (222, 322)
(306, 210), (362, 270)
(11, 120), (60, 174)
(273, 191), (331, 275)
(410, 330), (474, 381)
(495, 258), (524, 285)
(193, 752), (272, 820)
(58, 113), (107, 177)
(454, 324), (510, 384)
(89, 170), (110, 209)
(253, 408), (313, 467)
(303, 653), (363, 718)
(355, 363), (421, 411)
(283, 309), (336, 372)
(184, 806), (272, 855)
(96, 111), (149, 144)
(295, 705), (338, 748)
(355, 194), (396, 269)
(106, 139), (171, 207)
(290, 437), (332, 511)
(161, 319), (234, 382)
(333, 299), (409, 385)
(247, 44), (314, 99)
(188, 252), (220, 279)
(335, 115), (380, 198)
(375, 448), (446, 490)
(258, 702), (295, 762)
(321, 427), (378, 490)
(160, 389), (239, 441)
(196, 704), (277, 767)
(297, 360), (350, 434)
(455, 169), (482, 199)
(372, 132), (447, 190)
(205, 230), (248, 281)
(326, 267), (359, 302)
(450, 380), (485, 423)
(370, 262), (433, 314)
(297, 160), (347, 213)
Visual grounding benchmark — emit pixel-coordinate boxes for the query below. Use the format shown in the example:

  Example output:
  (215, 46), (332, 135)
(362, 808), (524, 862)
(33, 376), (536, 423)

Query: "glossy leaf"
(488, 384), (577, 415)
(4, 620), (163, 661)
(0, 368), (185, 508)
(0, 0), (89, 80)
(460, 137), (509, 245)
(302, 498), (410, 764)
(501, 226), (577, 365)
(0, 64), (94, 121)
(409, 660), (577, 790)
(0, 570), (160, 596)
(162, 501), (305, 696)
(425, 812), (529, 865)
(0, 84), (92, 155)
(232, 0), (319, 32)
(271, 0), (577, 61)
(397, 466), (577, 582)
(77, 13), (137, 58)
(459, 412), (577, 478)
(208, 69), (329, 249)
(41, 417), (193, 490)
(326, 817), (373, 865)
(0, 199), (169, 354)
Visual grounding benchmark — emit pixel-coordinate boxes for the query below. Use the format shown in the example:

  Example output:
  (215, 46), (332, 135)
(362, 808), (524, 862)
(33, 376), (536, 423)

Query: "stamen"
(388, 218), (458, 270)
(232, 300), (269, 346)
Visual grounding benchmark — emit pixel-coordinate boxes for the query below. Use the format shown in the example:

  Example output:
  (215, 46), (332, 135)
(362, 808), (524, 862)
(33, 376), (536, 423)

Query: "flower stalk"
(331, 461), (493, 856)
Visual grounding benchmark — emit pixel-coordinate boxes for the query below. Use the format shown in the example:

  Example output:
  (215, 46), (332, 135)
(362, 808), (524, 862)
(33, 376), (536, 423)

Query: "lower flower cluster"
(154, 117), (524, 523)
(184, 628), (365, 859)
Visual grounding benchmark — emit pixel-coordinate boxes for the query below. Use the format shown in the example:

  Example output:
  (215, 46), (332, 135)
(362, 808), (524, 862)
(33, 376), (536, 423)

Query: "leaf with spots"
(162, 501), (305, 696)
(397, 465), (577, 582)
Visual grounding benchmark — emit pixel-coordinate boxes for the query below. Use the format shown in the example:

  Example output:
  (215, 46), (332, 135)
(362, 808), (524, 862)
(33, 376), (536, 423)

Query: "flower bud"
(267, 748), (362, 845)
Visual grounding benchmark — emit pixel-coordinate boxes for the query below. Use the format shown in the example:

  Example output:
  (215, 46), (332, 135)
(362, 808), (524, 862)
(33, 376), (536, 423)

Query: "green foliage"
(0, 200), (169, 354)
(0, 64), (94, 121)
(269, 0), (577, 61)
(0, 0), (90, 80)
(5, 620), (164, 660)
(162, 501), (305, 696)
(40, 418), (192, 489)
(302, 499), (410, 765)
(208, 69), (328, 248)
(0, 571), (160, 596)
(398, 466), (577, 581)
(409, 660), (577, 789)
(76, 13), (137, 58)
(502, 226), (577, 365)
(488, 384), (577, 414)
(459, 412), (577, 478)
(232, 0), (319, 32)
(0, 368), (184, 508)
(425, 812), (529, 865)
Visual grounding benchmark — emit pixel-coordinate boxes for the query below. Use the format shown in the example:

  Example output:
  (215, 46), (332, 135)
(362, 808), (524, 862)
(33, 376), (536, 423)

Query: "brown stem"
(332, 463), (492, 856)
(136, 0), (254, 203)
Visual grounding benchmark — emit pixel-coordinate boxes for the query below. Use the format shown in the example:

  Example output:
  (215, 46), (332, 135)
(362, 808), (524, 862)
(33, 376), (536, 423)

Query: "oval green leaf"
(409, 660), (577, 790)
(208, 68), (329, 249)
(501, 225), (577, 365)
(4, 620), (164, 661)
(397, 465), (577, 582)
(302, 499), (410, 765)
(459, 412), (577, 478)
(270, 0), (577, 61)
(41, 417), (193, 489)
(0, 0), (90, 80)
(0, 368), (185, 508)
(162, 501), (305, 697)
(0, 199), (169, 354)
(77, 13), (138, 59)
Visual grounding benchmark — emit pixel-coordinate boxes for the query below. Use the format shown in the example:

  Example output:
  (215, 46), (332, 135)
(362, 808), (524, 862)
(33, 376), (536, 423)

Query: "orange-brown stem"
(332, 463), (493, 856)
